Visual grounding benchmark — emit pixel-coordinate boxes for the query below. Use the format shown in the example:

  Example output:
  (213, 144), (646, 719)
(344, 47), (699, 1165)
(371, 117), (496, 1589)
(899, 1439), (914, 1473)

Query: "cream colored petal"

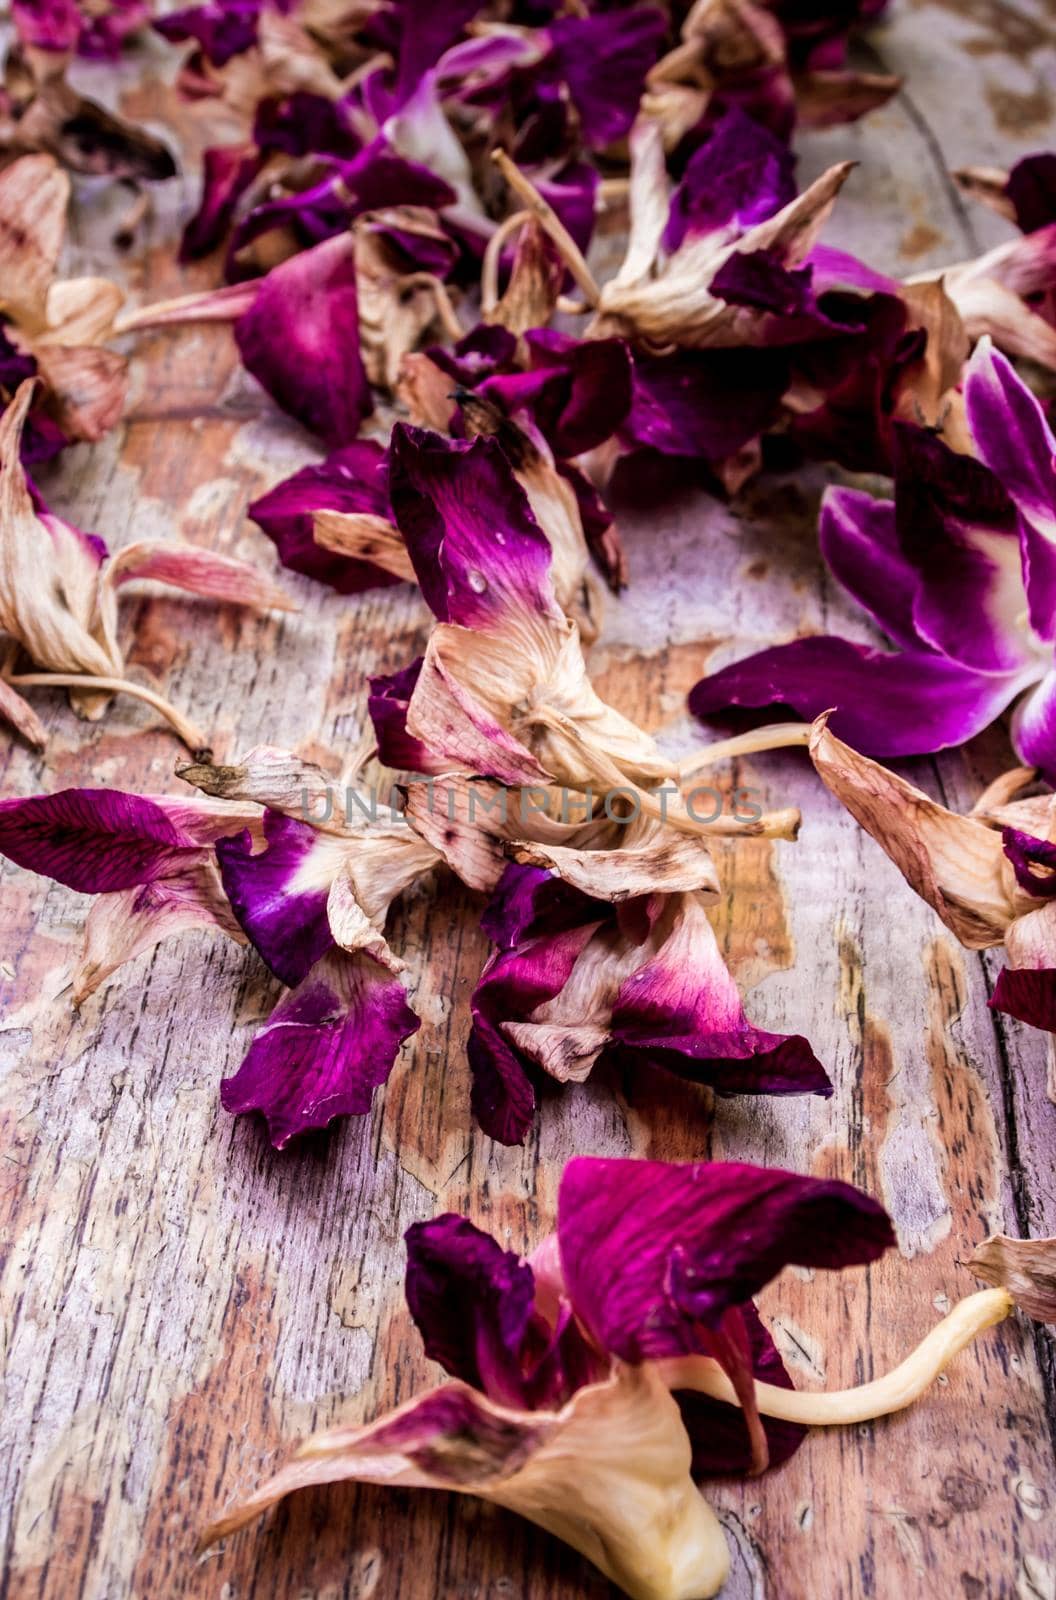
(177, 744), (339, 826)
(809, 716), (1016, 947)
(32, 345), (127, 442)
(40, 276), (125, 346)
(0, 383), (118, 680)
(202, 1366), (730, 1600)
(0, 154), (68, 331)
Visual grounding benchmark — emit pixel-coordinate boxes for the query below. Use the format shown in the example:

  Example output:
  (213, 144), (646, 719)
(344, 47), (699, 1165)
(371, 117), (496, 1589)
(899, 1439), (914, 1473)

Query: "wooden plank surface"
(2, 2), (1056, 1597)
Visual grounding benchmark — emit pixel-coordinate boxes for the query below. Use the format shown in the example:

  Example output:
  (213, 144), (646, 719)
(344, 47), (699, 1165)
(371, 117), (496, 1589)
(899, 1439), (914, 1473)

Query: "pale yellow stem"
(6, 673), (209, 754)
(402, 274), (464, 343)
(481, 209), (533, 313)
(679, 723), (813, 782)
(491, 150), (600, 307)
(658, 1290), (1013, 1425)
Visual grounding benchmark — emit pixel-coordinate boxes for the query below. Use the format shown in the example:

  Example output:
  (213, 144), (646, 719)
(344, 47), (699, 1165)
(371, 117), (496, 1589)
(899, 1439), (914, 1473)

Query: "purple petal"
(547, 9), (665, 149)
(608, 896), (832, 1097)
(990, 966), (1056, 1032)
(1012, 668), (1056, 780)
(676, 1301), (806, 1477)
(690, 636), (1033, 758)
(470, 867), (605, 1145)
(249, 441), (398, 593)
(153, 0), (260, 64)
(216, 810), (338, 986)
(180, 143), (261, 263)
(664, 109), (796, 252)
(392, 0), (483, 107)
(13, 0), (82, 52)
(1006, 153), (1056, 234)
(891, 423), (1026, 675)
(221, 951), (418, 1147)
(965, 341), (1056, 644)
(235, 234), (372, 447)
(1002, 827), (1056, 898)
(481, 329), (633, 458)
(557, 1156), (894, 1359)
(624, 346), (789, 460)
(819, 486), (920, 649)
(253, 92), (361, 162)
(405, 1214), (596, 1408)
(368, 660), (448, 775)
(0, 789), (203, 892)
(388, 424), (558, 627)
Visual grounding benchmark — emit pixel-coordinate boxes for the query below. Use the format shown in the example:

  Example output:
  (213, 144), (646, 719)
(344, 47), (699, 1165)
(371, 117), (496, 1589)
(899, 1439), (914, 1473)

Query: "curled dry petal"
(969, 1233), (1056, 1322)
(108, 541), (295, 613)
(809, 716), (1017, 947)
(201, 1364), (732, 1600)
(312, 510), (414, 582)
(176, 743), (339, 827)
(31, 344), (127, 442)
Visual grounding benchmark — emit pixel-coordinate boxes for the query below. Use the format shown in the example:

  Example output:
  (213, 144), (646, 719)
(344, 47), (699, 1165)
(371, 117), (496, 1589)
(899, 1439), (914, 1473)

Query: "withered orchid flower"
(201, 1154), (1016, 1600)
(0, 750), (438, 1144)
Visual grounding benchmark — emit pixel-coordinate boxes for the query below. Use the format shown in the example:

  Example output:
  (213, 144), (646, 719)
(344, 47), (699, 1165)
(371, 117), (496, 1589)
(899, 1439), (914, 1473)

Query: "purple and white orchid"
(200, 1154), (1015, 1600)
(692, 340), (1056, 775)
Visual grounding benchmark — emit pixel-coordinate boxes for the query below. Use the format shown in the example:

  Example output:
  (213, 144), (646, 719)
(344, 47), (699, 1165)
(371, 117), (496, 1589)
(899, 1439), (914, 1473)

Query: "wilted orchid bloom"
(201, 1154), (1017, 1600)
(0, 748), (439, 1144)
(692, 340), (1056, 772)
(403, 771), (823, 1140)
(590, 106), (855, 352)
(382, 421), (708, 832)
(644, 0), (897, 146)
(807, 716), (1056, 1035)
(0, 380), (294, 751)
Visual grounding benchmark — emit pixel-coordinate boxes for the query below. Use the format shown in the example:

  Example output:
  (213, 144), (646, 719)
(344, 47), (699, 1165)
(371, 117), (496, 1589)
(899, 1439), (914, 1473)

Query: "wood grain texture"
(2, 3), (1056, 1597)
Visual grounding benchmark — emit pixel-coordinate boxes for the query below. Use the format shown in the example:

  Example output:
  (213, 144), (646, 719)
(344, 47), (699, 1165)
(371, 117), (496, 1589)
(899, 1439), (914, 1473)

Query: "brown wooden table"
(2, 4), (1055, 1596)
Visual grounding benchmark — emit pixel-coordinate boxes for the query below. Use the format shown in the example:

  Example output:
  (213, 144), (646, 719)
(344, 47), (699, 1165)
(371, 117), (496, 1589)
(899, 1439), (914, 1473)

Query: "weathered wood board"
(2, 2), (1056, 1597)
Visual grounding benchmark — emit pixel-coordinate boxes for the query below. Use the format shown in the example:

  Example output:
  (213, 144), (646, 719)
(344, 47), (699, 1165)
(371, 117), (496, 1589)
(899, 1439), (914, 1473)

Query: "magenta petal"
(663, 109), (796, 253)
(608, 901), (831, 1097)
(892, 425), (1026, 675)
(249, 441), (397, 593)
(180, 143), (261, 262)
(404, 1215), (594, 1408)
(557, 1157), (894, 1360)
(389, 425), (557, 627)
(221, 951), (418, 1147)
(235, 234), (372, 447)
(215, 811), (336, 987)
(676, 1301), (806, 1477)
(1006, 154), (1056, 233)
(1011, 667), (1056, 779)
(1001, 827), (1056, 898)
(368, 660), (448, 775)
(819, 487), (919, 649)
(990, 966), (1056, 1032)
(13, 0), (81, 51)
(547, 8), (665, 149)
(0, 789), (200, 892)
(965, 341), (1056, 645)
(624, 346), (789, 460)
(690, 636), (1032, 758)
(153, 0), (260, 65)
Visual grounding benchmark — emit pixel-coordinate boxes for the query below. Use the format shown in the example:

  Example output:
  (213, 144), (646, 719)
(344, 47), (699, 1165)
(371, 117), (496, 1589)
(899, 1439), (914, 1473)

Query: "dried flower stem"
(679, 723), (814, 781)
(112, 282), (259, 335)
(481, 209), (534, 313)
(402, 274), (465, 343)
(659, 1289), (1012, 1425)
(491, 149), (600, 307)
(7, 673), (209, 754)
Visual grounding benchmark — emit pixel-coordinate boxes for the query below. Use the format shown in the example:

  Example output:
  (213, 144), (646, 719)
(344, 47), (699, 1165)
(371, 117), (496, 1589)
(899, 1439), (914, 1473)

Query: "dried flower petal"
(969, 1233), (1056, 1322)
